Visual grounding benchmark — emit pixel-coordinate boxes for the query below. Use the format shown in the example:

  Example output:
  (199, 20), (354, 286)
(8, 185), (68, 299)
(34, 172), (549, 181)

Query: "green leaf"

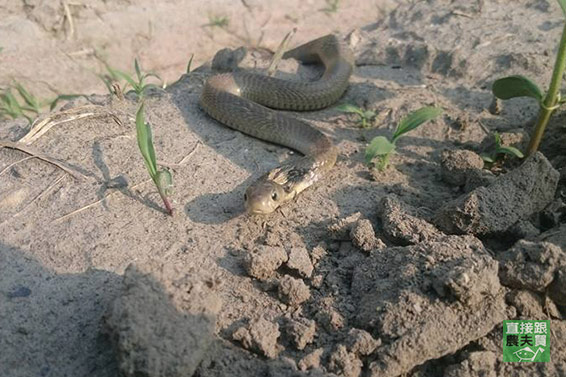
(363, 110), (376, 119)
(142, 72), (162, 82)
(498, 145), (525, 159)
(492, 75), (543, 102)
(393, 106), (443, 141)
(114, 70), (138, 91)
(134, 59), (142, 82)
(14, 82), (40, 112)
(558, 0), (566, 17)
(481, 155), (494, 163)
(156, 169), (173, 196)
(336, 103), (364, 116)
(365, 136), (395, 164)
(135, 104), (158, 178)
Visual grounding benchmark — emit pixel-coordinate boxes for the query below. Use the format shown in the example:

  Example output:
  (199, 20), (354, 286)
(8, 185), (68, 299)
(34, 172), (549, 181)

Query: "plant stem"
(158, 190), (173, 216)
(527, 22), (566, 155)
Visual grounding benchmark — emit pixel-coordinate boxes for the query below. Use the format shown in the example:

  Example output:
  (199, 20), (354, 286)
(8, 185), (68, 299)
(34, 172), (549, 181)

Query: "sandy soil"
(1, 1), (566, 377)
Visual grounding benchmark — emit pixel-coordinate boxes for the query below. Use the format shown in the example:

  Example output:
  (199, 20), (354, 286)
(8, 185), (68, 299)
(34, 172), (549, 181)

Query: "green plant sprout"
(0, 83), (82, 123)
(481, 132), (524, 164)
(135, 103), (173, 215)
(100, 59), (162, 98)
(321, 0), (340, 13)
(205, 14), (229, 28)
(336, 103), (376, 128)
(365, 106), (443, 171)
(492, 0), (566, 156)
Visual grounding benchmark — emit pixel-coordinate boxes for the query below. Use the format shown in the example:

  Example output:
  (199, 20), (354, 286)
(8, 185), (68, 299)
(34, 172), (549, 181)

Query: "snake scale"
(200, 34), (353, 214)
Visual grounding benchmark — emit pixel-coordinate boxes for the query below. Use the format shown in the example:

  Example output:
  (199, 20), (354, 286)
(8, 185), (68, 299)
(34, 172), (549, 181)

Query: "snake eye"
(271, 192), (278, 201)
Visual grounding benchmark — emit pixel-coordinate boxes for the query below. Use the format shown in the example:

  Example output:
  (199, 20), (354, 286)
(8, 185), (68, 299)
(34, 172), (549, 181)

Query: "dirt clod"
(499, 239), (565, 292)
(286, 247), (314, 278)
(298, 348), (324, 371)
(328, 344), (363, 377)
(444, 351), (497, 377)
(378, 195), (444, 245)
(232, 317), (282, 359)
(440, 149), (484, 187)
(353, 235), (505, 377)
(328, 212), (362, 239)
(435, 153), (559, 235)
(278, 275), (310, 306)
(346, 328), (381, 356)
(286, 317), (316, 350)
(350, 219), (384, 252)
(244, 246), (288, 281)
(105, 265), (216, 377)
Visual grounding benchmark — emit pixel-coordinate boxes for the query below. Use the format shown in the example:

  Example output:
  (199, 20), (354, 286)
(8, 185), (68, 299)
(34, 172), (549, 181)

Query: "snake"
(200, 34), (353, 214)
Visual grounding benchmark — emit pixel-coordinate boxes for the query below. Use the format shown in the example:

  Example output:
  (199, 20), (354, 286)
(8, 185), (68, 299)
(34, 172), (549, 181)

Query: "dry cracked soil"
(1, 1), (566, 377)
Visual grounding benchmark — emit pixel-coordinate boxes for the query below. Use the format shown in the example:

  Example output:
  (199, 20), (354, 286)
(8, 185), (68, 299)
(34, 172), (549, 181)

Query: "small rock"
(310, 244), (327, 265)
(499, 240), (565, 292)
(378, 195), (444, 245)
(278, 276), (310, 306)
(316, 308), (345, 331)
(298, 348), (324, 371)
(311, 274), (324, 288)
(327, 345), (363, 377)
(346, 328), (381, 356)
(232, 317), (282, 359)
(435, 152), (559, 235)
(350, 219), (383, 252)
(440, 149), (484, 186)
(286, 318), (316, 350)
(244, 246), (288, 280)
(286, 247), (314, 278)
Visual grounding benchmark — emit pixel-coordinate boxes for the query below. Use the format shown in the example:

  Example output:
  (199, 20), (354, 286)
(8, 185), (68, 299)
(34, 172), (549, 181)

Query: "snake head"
(244, 180), (288, 215)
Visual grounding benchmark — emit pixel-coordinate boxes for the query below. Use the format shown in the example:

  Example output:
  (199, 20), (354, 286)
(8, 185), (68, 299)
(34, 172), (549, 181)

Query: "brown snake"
(200, 34), (353, 214)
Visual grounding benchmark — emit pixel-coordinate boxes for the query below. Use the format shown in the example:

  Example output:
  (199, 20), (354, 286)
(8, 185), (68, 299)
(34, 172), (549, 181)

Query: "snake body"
(200, 34), (353, 214)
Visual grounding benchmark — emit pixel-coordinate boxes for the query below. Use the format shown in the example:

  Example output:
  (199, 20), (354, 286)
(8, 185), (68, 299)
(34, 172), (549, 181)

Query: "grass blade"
(393, 106), (443, 141)
(558, 0), (566, 17)
(134, 59), (142, 82)
(14, 82), (40, 112)
(135, 104), (157, 178)
(492, 75), (543, 102)
(365, 136), (395, 164)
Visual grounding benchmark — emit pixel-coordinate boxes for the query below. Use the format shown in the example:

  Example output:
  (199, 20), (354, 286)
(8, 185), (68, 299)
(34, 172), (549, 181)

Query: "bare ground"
(1, 1), (566, 377)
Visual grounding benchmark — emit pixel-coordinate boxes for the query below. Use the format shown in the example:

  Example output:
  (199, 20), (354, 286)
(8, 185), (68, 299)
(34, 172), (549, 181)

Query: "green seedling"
(205, 14), (229, 28)
(492, 0), (566, 156)
(321, 0), (340, 13)
(365, 106), (443, 171)
(135, 103), (173, 215)
(0, 83), (82, 123)
(481, 132), (524, 164)
(100, 59), (162, 99)
(336, 103), (376, 128)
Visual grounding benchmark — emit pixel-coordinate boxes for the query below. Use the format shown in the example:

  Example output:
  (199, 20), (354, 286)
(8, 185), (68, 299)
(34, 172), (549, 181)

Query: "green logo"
(503, 320), (550, 362)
